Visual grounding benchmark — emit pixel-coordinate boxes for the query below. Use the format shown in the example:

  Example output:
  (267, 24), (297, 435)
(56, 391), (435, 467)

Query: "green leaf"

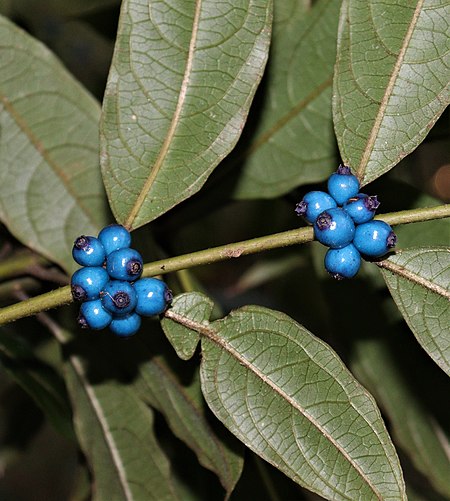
(166, 305), (406, 500)
(333, 0), (450, 185)
(161, 292), (210, 360)
(61, 330), (181, 501)
(379, 247), (450, 376)
(0, 15), (107, 274)
(101, 0), (273, 230)
(350, 337), (450, 500)
(233, 0), (340, 199)
(136, 349), (244, 497)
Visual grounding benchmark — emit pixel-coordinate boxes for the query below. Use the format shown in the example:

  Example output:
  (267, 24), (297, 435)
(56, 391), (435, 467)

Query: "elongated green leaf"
(333, 0), (450, 185)
(101, 0), (273, 230)
(350, 337), (450, 499)
(165, 304), (406, 500)
(136, 349), (244, 496)
(0, 16), (107, 273)
(379, 247), (450, 376)
(61, 330), (181, 501)
(234, 0), (340, 199)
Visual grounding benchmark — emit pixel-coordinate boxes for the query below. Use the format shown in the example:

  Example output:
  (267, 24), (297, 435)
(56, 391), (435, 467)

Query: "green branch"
(0, 204), (448, 326)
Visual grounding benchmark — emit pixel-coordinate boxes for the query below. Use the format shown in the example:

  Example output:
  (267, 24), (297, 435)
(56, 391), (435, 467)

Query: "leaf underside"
(0, 15), (107, 274)
(380, 247), (450, 376)
(101, 0), (273, 230)
(234, 0), (341, 199)
(333, 0), (450, 185)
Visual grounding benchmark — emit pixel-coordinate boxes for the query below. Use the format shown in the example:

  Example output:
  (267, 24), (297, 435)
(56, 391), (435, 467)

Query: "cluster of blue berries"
(295, 165), (396, 279)
(70, 225), (172, 337)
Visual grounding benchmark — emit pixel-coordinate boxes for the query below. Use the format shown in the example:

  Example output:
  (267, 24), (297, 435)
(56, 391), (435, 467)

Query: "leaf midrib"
(356, 0), (425, 180)
(124, 0), (203, 230)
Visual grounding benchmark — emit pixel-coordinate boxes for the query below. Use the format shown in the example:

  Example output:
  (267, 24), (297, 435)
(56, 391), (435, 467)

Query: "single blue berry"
(78, 299), (113, 330)
(109, 313), (142, 337)
(344, 194), (380, 224)
(101, 280), (137, 315)
(324, 244), (361, 280)
(98, 225), (132, 255)
(314, 208), (355, 248)
(71, 266), (109, 302)
(134, 278), (173, 317)
(327, 165), (360, 205)
(295, 191), (337, 224)
(106, 248), (143, 282)
(72, 235), (106, 267)
(353, 220), (397, 258)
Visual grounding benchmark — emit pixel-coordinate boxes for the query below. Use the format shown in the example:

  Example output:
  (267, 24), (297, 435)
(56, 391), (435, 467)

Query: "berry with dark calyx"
(344, 194), (380, 224)
(101, 280), (137, 315)
(134, 278), (173, 317)
(295, 191), (337, 224)
(72, 235), (106, 267)
(106, 248), (143, 282)
(324, 244), (361, 280)
(98, 224), (132, 256)
(78, 299), (113, 330)
(109, 313), (142, 337)
(353, 220), (397, 258)
(71, 266), (109, 302)
(327, 165), (360, 205)
(314, 208), (355, 249)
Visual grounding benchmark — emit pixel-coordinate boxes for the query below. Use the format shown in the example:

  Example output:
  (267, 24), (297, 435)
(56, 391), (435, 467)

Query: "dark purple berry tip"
(330, 272), (345, 281)
(365, 195), (380, 212)
(71, 285), (87, 301)
(387, 231), (397, 249)
(77, 313), (89, 329)
(74, 235), (89, 250)
(113, 291), (130, 309)
(316, 212), (332, 231)
(127, 260), (142, 276)
(164, 288), (173, 305)
(295, 201), (307, 216)
(337, 164), (352, 176)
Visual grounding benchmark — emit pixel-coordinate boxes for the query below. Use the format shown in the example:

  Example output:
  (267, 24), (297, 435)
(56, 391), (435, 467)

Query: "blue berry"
(314, 208), (355, 248)
(295, 191), (337, 224)
(98, 225), (132, 256)
(109, 313), (142, 337)
(327, 165), (360, 205)
(344, 194), (380, 224)
(106, 248), (143, 282)
(101, 280), (137, 315)
(353, 220), (397, 257)
(324, 244), (361, 280)
(78, 299), (113, 330)
(134, 278), (172, 317)
(72, 236), (106, 267)
(71, 266), (109, 302)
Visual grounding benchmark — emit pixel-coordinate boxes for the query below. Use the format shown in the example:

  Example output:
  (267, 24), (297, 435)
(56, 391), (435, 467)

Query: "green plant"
(0, 1), (449, 500)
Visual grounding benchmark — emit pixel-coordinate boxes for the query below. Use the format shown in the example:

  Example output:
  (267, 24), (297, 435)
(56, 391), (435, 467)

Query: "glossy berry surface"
(353, 220), (397, 257)
(324, 244), (361, 280)
(295, 191), (337, 224)
(78, 299), (113, 330)
(134, 278), (173, 316)
(314, 208), (355, 249)
(101, 280), (137, 315)
(98, 225), (131, 255)
(106, 248), (143, 282)
(327, 165), (360, 205)
(71, 266), (109, 302)
(72, 235), (106, 267)
(109, 313), (142, 337)
(344, 194), (380, 224)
